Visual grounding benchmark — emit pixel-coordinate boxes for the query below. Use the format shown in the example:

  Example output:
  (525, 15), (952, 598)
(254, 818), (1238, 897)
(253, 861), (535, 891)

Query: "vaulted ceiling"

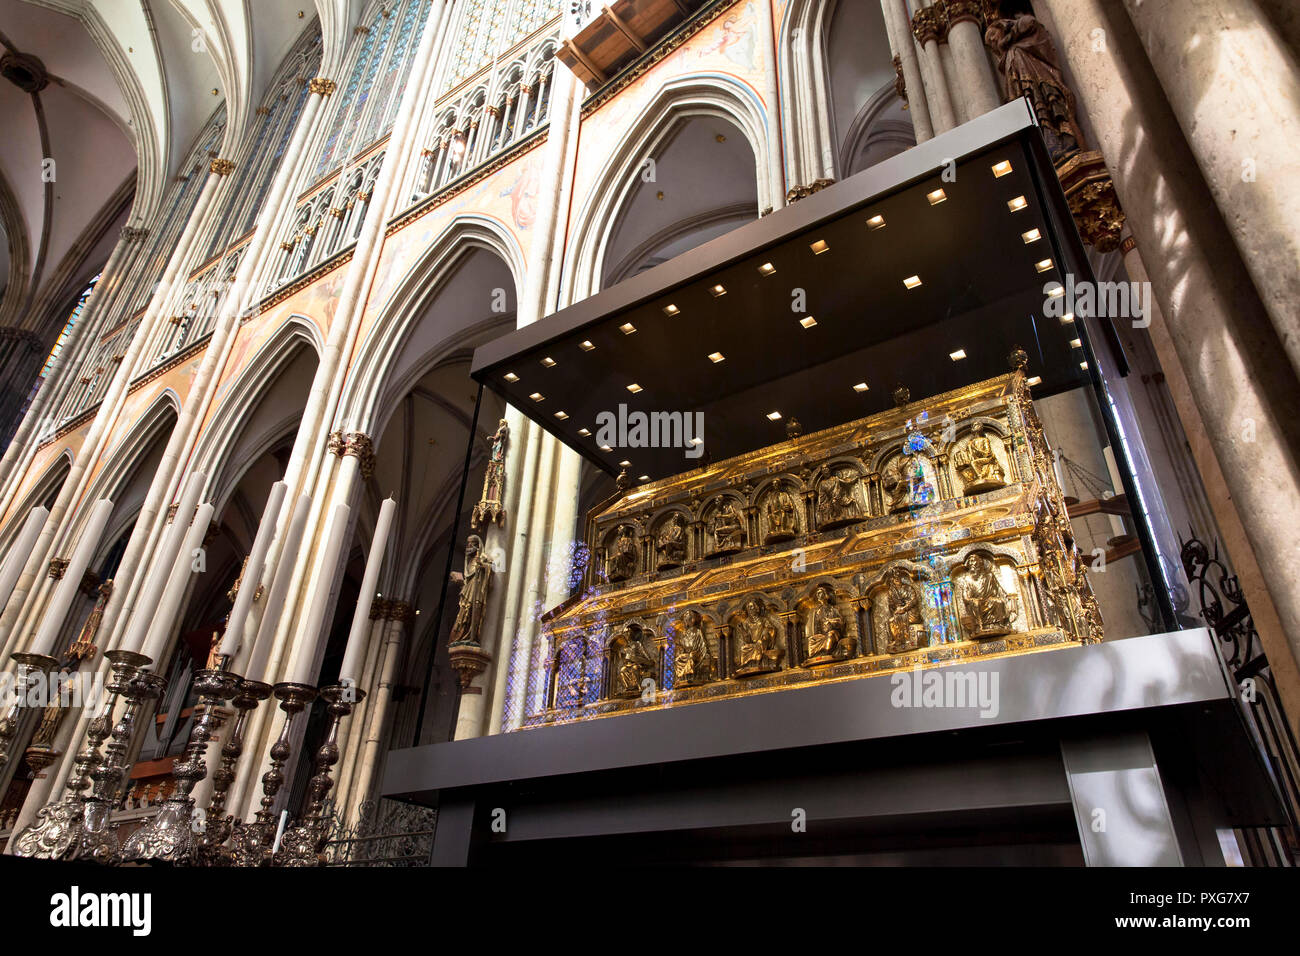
(0, 0), (365, 341)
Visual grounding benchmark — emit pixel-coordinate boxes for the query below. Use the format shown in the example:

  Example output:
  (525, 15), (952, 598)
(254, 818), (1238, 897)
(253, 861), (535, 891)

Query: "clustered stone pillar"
(1036, 0), (1300, 723)
(881, 0), (934, 142)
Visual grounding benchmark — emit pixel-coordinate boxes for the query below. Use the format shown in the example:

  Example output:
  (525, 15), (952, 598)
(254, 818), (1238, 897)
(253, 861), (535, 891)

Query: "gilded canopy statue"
(471, 418), (510, 530)
(612, 625), (656, 698)
(656, 513), (687, 568)
(816, 469), (860, 527)
(952, 422), (1006, 494)
(883, 567), (926, 654)
(449, 534), (494, 646)
(733, 596), (783, 676)
(607, 525), (638, 581)
(710, 500), (746, 553)
(764, 484), (799, 542)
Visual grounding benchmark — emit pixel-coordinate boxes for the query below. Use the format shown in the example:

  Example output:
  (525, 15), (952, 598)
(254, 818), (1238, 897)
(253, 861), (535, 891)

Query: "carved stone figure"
(607, 525), (637, 581)
(956, 552), (1017, 639)
(804, 583), (854, 666)
(612, 626), (655, 698)
(673, 610), (713, 686)
(449, 535), (494, 646)
(816, 469), (861, 527)
(656, 513), (687, 568)
(883, 567), (926, 654)
(710, 501), (746, 553)
(882, 451), (934, 511)
(764, 485), (799, 542)
(984, 7), (1085, 162)
(952, 422), (1006, 494)
(471, 418), (510, 530)
(733, 596), (783, 676)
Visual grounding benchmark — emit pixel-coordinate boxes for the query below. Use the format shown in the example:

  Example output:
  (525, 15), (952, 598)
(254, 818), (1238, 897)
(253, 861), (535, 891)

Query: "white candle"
(30, 499), (114, 657)
(287, 503), (351, 685)
(0, 506), (48, 614)
(140, 502), (215, 664)
(272, 809), (289, 854)
(244, 493), (312, 683)
(217, 481), (287, 660)
(338, 497), (396, 688)
(121, 471), (206, 655)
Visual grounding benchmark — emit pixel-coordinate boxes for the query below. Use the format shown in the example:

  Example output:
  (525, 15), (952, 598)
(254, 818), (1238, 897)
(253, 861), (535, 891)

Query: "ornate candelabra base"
(121, 668), (239, 863)
(275, 685), (365, 867)
(197, 678), (271, 866)
(10, 649), (150, 861)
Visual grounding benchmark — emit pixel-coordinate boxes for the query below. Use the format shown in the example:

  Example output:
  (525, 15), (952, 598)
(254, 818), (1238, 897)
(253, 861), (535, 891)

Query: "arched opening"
(825, 0), (913, 176)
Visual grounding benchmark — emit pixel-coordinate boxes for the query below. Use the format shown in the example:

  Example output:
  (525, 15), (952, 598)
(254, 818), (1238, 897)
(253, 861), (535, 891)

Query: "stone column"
(881, 0), (934, 142)
(910, 2), (958, 133)
(945, 0), (1002, 117)
(1121, 0), (1300, 379)
(1038, 0), (1300, 695)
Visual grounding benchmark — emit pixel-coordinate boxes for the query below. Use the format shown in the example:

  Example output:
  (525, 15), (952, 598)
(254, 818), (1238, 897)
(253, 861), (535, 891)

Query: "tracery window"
(444, 0), (560, 91)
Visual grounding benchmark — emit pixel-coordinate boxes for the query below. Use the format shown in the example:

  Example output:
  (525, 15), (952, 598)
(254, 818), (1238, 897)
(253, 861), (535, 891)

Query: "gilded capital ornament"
(329, 431), (375, 479)
(209, 158), (236, 176)
(48, 557), (69, 580)
(945, 0), (984, 28)
(308, 77), (337, 96)
(472, 419), (510, 530)
(911, 5), (942, 44)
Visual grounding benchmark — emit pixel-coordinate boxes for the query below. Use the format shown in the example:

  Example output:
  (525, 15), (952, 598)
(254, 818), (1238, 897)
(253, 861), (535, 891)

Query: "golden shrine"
(525, 368), (1104, 727)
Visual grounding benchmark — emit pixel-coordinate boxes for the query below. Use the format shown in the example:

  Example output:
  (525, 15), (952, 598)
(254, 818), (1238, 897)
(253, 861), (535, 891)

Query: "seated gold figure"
(673, 609), (713, 686)
(804, 583), (854, 665)
(956, 552), (1017, 639)
(734, 596), (783, 676)
(883, 567), (927, 653)
(952, 422), (1006, 494)
(613, 628), (656, 697)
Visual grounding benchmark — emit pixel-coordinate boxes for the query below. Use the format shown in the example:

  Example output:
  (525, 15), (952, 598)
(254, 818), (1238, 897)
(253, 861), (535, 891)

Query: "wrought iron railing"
(321, 798), (437, 866)
(1181, 534), (1300, 866)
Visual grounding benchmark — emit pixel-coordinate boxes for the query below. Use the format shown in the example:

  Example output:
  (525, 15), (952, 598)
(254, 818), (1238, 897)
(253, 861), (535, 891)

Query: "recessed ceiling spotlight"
(766, 411), (782, 421)
(709, 284), (727, 297)
(529, 392), (544, 402)
(992, 160), (1013, 178)
(503, 372), (519, 382)
(853, 382), (869, 393)
(1046, 283), (1065, 297)
(1069, 338), (1082, 348)
(926, 188), (947, 205)
(626, 383), (642, 393)
(1022, 228), (1041, 244)
(578, 427), (591, 436)
(662, 304), (679, 316)
(903, 275), (922, 289)
(540, 356), (556, 367)
(799, 316), (817, 328)
(619, 460), (631, 467)
(708, 351), (725, 363)
(690, 436), (703, 445)
(949, 349), (967, 361)
(1061, 312), (1075, 323)
(758, 262), (776, 276)
(579, 340), (595, 351)
(619, 322), (636, 334)
(554, 410), (568, 420)
(1080, 361), (1089, 370)
(600, 444), (613, 452)
(810, 239), (829, 255)
(866, 214), (885, 230)
(1007, 195), (1028, 212)
(1034, 258), (1054, 273)
(1026, 375), (1042, 386)
(639, 475), (650, 481)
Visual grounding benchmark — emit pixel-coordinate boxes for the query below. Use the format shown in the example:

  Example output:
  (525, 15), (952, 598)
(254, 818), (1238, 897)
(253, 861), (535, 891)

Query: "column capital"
(47, 557), (69, 580)
(120, 225), (149, 243)
(308, 77), (337, 96)
(329, 430), (376, 480)
(911, 5), (944, 45)
(945, 0), (985, 29)
(209, 157), (236, 176)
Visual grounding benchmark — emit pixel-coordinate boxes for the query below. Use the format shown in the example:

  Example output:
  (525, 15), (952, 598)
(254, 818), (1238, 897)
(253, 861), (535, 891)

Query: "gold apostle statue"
(883, 567), (926, 654)
(952, 422), (1006, 494)
(710, 500), (746, 553)
(955, 552), (1017, 639)
(656, 513), (687, 568)
(607, 525), (638, 581)
(803, 583), (854, 665)
(613, 626), (656, 697)
(816, 469), (860, 527)
(765, 484), (799, 541)
(882, 451), (934, 512)
(734, 596), (783, 676)
(449, 534), (494, 646)
(673, 609), (713, 686)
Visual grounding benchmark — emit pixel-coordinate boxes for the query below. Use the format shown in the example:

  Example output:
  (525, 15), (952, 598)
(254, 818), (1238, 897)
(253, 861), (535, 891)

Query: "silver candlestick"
(229, 681), (316, 867)
(10, 649), (150, 860)
(197, 677), (272, 865)
(0, 652), (58, 768)
(275, 685), (365, 866)
(120, 667), (240, 863)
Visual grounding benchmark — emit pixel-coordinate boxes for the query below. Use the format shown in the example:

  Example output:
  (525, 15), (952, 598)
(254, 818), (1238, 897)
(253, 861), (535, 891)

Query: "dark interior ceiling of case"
(473, 106), (1096, 482)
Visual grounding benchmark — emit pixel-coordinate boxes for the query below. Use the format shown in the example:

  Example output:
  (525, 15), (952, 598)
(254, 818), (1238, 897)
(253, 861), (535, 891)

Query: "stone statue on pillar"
(449, 534), (494, 647)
